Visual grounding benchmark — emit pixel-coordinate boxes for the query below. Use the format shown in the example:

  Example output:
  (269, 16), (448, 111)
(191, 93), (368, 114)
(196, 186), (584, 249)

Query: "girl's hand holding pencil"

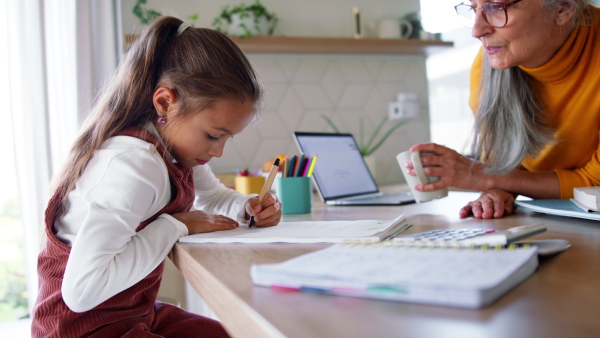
(247, 158), (282, 227)
(246, 192), (282, 227)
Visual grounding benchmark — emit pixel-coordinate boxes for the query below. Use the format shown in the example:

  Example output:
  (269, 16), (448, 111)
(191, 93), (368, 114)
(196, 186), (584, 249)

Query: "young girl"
(31, 16), (282, 337)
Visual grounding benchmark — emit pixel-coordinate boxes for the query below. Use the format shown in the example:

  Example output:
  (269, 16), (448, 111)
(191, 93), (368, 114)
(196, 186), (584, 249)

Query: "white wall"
(237, 54), (431, 183)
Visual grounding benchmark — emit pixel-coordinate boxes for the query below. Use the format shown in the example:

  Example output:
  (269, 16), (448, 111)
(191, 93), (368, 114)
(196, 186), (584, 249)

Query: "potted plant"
(321, 114), (409, 157)
(212, 0), (278, 37)
(132, 0), (161, 25)
(132, 0), (200, 26)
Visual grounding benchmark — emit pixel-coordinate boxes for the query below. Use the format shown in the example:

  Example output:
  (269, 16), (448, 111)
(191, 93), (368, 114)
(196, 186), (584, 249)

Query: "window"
(0, 2), (116, 334)
(421, 0), (479, 153)
(0, 0), (29, 327)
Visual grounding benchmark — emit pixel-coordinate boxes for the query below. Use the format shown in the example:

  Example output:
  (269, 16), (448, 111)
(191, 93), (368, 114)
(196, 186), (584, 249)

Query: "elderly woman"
(408, 0), (599, 218)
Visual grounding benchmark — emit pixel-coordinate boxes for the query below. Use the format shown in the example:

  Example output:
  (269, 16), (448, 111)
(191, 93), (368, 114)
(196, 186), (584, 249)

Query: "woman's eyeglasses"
(454, 0), (523, 28)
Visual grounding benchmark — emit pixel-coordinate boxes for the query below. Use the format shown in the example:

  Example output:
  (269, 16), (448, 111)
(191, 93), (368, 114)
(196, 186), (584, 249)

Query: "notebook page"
(252, 244), (538, 290)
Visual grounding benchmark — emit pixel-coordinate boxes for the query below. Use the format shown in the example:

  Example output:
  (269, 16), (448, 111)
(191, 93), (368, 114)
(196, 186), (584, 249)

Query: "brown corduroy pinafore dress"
(32, 126), (230, 337)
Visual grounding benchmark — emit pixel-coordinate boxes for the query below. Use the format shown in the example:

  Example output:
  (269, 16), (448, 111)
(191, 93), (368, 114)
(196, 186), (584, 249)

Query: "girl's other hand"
(172, 210), (239, 235)
(246, 192), (282, 227)
(459, 189), (516, 219)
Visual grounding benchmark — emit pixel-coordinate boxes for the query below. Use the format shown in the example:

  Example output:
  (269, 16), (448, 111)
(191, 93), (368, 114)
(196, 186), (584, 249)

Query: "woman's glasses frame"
(454, 0), (524, 28)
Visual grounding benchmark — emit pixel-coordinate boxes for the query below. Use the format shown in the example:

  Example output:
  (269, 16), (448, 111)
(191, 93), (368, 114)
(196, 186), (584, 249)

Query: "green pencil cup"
(275, 177), (312, 214)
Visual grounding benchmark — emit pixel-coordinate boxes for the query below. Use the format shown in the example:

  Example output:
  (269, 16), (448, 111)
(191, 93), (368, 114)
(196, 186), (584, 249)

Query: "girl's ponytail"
(50, 16), (261, 216)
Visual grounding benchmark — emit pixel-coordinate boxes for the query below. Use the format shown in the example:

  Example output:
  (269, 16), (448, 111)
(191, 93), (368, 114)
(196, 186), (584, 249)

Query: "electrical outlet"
(389, 93), (419, 120)
(389, 102), (404, 120)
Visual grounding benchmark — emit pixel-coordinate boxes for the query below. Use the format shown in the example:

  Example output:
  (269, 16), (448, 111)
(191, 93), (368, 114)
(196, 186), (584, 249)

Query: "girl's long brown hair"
(50, 16), (261, 216)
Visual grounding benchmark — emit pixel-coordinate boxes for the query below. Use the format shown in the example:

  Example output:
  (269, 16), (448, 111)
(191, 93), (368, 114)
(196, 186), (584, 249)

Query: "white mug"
(396, 150), (448, 203)
(377, 18), (413, 39)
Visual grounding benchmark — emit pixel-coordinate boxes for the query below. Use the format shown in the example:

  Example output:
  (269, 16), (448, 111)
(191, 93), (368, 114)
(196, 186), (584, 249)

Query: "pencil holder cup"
(275, 177), (312, 214)
(235, 176), (265, 195)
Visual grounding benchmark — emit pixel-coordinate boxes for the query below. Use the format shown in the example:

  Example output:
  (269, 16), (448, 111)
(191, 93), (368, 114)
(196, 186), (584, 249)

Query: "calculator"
(394, 224), (547, 246)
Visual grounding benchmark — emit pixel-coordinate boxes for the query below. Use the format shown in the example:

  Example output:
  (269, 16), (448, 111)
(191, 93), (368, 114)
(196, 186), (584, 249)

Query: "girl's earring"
(157, 117), (166, 124)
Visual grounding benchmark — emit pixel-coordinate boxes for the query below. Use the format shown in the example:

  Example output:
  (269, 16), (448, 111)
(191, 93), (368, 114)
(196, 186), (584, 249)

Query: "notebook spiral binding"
(340, 238), (530, 251)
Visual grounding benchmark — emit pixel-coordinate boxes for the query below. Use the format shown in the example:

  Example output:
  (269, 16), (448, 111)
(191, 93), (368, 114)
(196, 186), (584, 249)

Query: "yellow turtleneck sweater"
(469, 6), (600, 198)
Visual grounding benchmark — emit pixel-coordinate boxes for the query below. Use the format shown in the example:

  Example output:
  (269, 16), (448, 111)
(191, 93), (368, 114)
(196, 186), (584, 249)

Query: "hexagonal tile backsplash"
(210, 55), (431, 184)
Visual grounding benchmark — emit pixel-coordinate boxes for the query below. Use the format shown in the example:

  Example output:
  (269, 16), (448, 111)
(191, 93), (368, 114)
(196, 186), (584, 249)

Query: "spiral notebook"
(251, 241), (538, 308)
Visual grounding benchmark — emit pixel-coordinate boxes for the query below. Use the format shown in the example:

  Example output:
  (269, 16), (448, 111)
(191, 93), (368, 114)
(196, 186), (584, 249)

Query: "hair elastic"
(177, 23), (191, 36)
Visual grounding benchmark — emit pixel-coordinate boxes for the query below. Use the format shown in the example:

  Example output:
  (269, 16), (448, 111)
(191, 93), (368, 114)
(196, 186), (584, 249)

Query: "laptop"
(293, 132), (415, 206)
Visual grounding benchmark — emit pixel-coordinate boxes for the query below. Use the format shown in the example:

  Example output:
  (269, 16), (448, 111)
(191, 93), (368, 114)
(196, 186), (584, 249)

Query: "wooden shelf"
(228, 36), (453, 56)
(123, 34), (453, 56)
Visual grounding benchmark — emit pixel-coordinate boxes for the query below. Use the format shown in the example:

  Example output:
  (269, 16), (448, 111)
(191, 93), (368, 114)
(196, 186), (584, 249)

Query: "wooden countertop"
(171, 188), (600, 337)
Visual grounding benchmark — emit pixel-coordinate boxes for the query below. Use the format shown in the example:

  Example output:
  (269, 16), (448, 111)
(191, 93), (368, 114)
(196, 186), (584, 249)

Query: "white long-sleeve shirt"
(56, 135), (252, 313)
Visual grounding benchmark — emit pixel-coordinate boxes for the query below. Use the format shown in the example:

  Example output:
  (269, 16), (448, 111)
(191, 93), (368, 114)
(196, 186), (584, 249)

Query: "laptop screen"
(293, 132), (379, 200)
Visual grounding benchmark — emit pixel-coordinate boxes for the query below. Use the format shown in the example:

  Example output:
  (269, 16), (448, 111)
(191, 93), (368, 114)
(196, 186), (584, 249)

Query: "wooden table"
(170, 189), (600, 338)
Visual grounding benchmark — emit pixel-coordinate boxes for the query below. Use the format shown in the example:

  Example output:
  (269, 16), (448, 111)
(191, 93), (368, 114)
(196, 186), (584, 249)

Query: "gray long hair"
(470, 58), (553, 174)
(469, 0), (594, 174)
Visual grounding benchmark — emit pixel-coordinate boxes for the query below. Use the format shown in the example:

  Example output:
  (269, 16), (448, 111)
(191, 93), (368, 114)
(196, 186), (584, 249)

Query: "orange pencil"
(291, 156), (300, 177)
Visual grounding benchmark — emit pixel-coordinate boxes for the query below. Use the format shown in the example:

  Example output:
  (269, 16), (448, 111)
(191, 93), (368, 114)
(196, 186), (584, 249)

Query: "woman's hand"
(407, 143), (490, 192)
(172, 210), (239, 235)
(246, 192), (282, 227)
(459, 189), (516, 219)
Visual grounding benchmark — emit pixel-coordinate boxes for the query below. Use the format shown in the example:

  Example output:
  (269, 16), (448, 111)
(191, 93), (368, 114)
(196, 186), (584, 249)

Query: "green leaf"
(321, 114), (341, 133)
(320, 114), (409, 157)
(363, 119), (409, 156)
(131, 0), (161, 25)
(147, 10), (161, 20)
(359, 117), (366, 156)
(364, 116), (388, 155)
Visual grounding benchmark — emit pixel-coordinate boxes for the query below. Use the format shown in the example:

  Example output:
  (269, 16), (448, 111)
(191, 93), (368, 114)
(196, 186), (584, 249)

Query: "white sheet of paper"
(179, 214), (406, 243)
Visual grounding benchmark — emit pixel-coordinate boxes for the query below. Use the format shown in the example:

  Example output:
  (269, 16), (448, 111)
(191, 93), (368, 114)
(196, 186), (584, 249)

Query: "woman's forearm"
(483, 169), (560, 199)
